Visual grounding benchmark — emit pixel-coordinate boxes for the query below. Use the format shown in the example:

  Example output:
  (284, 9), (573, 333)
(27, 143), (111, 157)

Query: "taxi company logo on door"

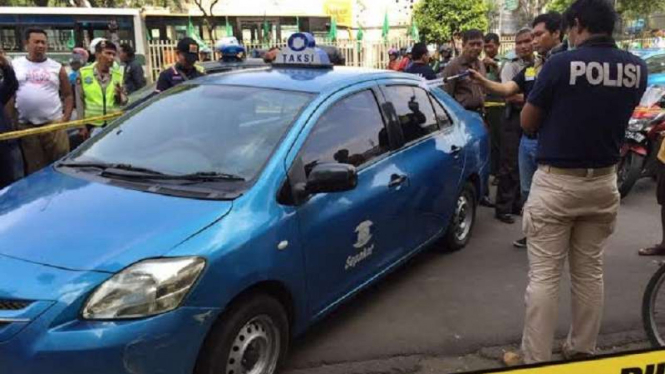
(346, 220), (374, 270)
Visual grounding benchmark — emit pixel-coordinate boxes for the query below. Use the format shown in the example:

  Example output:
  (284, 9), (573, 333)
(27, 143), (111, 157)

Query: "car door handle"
(388, 174), (408, 188)
(451, 145), (462, 159)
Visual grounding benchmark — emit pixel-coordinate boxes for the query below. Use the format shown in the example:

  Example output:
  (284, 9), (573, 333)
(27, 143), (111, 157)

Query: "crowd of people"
(395, 0), (659, 366)
(0, 30), (215, 189)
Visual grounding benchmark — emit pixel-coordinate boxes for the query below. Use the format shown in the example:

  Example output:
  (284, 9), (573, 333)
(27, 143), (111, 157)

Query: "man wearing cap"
(155, 37), (205, 93)
(75, 39), (126, 138)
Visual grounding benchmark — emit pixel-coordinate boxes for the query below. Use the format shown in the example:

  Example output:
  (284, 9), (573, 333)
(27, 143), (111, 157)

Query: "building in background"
(143, 0), (422, 43)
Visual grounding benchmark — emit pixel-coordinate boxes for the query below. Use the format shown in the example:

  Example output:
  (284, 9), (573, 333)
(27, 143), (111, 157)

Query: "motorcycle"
(618, 85), (665, 198)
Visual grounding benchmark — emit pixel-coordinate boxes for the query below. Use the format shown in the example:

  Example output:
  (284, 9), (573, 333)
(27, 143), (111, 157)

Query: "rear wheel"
(194, 294), (289, 374)
(643, 264), (665, 347)
(440, 183), (477, 251)
(617, 152), (644, 198)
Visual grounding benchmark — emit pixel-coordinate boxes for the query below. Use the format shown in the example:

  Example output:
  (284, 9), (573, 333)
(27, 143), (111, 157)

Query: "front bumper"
(0, 255), (219, 374)
(0, 304), (219, 374)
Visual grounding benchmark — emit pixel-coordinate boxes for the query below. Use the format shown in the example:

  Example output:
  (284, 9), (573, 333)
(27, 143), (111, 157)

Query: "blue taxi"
(0, 34), (489, 374)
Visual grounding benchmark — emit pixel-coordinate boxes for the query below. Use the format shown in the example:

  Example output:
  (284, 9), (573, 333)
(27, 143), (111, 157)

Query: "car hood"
(0, 168), (232, 272)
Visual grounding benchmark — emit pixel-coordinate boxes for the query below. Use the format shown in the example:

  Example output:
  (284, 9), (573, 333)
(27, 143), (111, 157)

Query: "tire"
(617, 153), (644, 198)
(440, 182), (477, 251)
(194, 294), (290, 374)
(643, 264), (665, 348)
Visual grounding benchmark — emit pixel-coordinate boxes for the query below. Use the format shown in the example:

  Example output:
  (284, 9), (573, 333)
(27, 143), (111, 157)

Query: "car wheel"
(440, 182), (477, 251)
(194, 294), (289, 374)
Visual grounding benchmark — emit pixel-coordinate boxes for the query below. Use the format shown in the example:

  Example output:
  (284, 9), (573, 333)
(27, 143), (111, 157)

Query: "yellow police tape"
(468, 349), (665, 374)
(0, 112), (123, 142)
(484, 102), (506, 108)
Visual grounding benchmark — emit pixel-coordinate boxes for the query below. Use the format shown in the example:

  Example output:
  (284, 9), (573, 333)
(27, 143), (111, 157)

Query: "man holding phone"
(76, 39), (126, 138)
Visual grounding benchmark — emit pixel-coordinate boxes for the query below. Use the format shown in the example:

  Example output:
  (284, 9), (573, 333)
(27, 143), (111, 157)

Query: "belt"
(539, 165), (617, 177)
(523, 132), (538, 140)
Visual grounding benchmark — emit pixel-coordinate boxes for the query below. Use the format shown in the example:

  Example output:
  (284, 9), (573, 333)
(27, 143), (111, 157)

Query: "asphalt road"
(284, 178), (661, 371)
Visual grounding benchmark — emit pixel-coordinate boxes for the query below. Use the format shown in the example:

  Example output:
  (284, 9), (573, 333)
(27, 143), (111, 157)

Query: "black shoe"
(495, 213), (515, 224)
(479, 197), (495, 208)
(513, 237), (527, 248)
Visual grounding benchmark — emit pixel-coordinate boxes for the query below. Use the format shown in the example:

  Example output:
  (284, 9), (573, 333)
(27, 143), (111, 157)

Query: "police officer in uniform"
(155, 37), (205, 93)
(76, 39), (126, 138)
(505, 0), (646, 365)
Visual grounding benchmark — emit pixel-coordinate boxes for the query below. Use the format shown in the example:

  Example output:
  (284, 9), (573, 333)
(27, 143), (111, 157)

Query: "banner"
(323, 0), (353, 27)
(462, 349), (665, 374)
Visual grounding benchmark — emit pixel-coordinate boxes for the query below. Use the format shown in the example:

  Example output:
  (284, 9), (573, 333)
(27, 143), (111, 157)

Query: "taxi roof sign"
(274, 33), (332, 68)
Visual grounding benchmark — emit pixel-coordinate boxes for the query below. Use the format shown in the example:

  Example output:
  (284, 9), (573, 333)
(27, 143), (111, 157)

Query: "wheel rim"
(226, 315), (281, 374)
(454, 193), (473, 242)
(648, 267), (665, 347)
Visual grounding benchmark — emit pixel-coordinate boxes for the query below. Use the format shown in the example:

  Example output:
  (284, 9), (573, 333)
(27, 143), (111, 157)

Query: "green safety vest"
(80, 63), (124, 126)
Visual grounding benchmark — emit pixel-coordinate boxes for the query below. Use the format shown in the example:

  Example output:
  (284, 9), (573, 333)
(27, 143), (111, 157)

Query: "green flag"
(328, 17), (337, 41)
(263, 18), (270, 42)
(187, 18), (210, 50)
(356, 25), (364, 41)
(409, 19), (419, 42)
(382, 12), (390, 42)
(225, 16), (233, 37)
(66, 30), (75, 50)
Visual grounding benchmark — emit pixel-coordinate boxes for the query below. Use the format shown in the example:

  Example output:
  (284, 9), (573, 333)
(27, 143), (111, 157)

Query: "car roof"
(192, 66), (422, 94)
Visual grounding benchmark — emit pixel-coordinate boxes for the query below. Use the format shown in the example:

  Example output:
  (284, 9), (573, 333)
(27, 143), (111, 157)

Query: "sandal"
(639, 245), (665, 256)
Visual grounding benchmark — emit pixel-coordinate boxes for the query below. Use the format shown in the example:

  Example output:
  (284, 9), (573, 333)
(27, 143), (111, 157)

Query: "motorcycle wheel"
(618, 152), (645, 198)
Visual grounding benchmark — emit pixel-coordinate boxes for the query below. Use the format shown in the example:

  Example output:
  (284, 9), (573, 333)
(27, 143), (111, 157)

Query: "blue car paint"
(0, 167), (232, 272)
(0, 67), (489, 374)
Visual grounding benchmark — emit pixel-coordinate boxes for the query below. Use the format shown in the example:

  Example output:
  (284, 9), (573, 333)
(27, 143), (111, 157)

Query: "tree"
(192, 0), (221, 40)
(413, 0), (488, 44)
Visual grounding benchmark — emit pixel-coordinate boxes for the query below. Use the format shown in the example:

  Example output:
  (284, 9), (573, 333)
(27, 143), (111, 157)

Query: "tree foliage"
(413, 0), (489, 44)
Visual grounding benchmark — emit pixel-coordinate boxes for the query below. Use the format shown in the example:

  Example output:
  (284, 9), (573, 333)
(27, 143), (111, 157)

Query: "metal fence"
(146, 36), (662, 82)
(497, 36), (660, 55)
(146, 37), (414, 82)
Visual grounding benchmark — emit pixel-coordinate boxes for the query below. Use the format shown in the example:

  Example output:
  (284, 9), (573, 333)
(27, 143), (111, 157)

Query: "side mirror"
(305, 163), (358, 194)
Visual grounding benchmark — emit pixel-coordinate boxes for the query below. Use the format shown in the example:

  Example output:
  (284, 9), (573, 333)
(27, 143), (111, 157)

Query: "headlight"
(628, 119), (646, 132)
(82, 257), (206, 320)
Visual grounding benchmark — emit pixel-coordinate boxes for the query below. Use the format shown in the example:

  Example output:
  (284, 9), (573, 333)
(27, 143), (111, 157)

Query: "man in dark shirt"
(493, 28), (535, 225)
(506, 0), (647, 365)
(469, 12), (565, 247)
(155, 37), (205, 93)
(442, 29), (487, 113)
(119, 43), (146, 94)
(404, 42), (437, 80)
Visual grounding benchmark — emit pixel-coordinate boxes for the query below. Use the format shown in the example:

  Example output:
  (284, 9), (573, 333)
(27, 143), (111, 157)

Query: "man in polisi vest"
(504, 0), (647, 365)
(76, 39), (126, 138)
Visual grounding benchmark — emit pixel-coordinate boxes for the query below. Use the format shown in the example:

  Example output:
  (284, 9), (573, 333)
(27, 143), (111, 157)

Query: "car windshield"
(639, 85), (665, 108)
(69, 84), (313, 180)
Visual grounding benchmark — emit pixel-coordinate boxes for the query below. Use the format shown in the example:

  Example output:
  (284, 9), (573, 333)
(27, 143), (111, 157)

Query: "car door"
(285, 87), (414, 317)
(378, 83), (465, 250)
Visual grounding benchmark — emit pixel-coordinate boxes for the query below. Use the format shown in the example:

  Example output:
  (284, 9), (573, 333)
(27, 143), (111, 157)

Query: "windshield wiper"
(59, 161), (244, 182)
(102, 169), (245, 182)
(58, 161), (165, 175)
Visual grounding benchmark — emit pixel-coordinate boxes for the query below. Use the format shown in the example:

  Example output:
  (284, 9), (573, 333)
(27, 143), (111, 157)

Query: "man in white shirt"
(12, 28), (73, 174)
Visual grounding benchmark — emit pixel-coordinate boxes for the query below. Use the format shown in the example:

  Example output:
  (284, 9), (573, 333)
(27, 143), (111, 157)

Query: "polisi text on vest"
(570, 61), (642, 88)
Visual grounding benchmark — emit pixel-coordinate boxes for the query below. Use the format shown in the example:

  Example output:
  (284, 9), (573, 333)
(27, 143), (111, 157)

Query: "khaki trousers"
(18, 121), (70, 175)
(521, 167), (620, 363)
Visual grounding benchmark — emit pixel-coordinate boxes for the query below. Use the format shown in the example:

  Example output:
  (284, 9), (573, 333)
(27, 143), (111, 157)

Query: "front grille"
(0, 300), (32, 311)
